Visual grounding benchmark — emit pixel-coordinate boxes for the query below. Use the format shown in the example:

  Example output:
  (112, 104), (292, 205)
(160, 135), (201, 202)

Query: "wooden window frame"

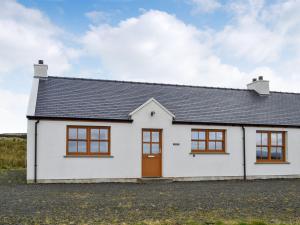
(191, 129), (226, 153)
(142, 129), (162, 155)
(256, 131), (286, 163)
(66, 126), (111, 156)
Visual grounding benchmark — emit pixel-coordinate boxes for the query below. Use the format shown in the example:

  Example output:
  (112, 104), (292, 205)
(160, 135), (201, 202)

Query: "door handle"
(148, 155), (155, 158)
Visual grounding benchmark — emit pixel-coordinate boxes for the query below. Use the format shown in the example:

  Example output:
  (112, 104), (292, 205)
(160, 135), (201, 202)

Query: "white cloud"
(0, 90), (28, 133)
(228, 0), (264, 16)
(0, 0), (77, 77)
(215, 16), (283, 63)
(189, 0), (221, 13)
(82, 10), (249, 88)
(82, 6), (300, 93)
(0, 0), (78, 132)
(216, 0), (300, 64)
(211, 0), (300, 93)
(85, 10), (111, 24)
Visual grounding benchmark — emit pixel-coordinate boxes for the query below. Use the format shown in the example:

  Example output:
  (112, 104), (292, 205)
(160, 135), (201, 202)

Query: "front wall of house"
(27, 101), (300, 182)
(27, 120), (137, 180)
(165, 125), (244, 177)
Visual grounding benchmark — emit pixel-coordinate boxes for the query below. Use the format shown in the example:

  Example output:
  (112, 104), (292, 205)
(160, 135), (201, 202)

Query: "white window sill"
(255, 161), (290, 165)
(190, 152), (230, 156)
(63, 155), (114, 158)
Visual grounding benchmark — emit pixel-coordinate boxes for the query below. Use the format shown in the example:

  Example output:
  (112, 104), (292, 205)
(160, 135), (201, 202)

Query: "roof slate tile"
(34, 76), (300, 126)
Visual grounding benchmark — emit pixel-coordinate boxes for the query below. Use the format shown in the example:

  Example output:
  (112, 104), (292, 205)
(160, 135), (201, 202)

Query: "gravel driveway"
(0, 170), (299, 224)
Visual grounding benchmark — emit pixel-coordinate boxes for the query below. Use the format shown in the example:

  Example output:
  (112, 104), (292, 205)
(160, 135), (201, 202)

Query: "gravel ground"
(0, 170), (299, 225)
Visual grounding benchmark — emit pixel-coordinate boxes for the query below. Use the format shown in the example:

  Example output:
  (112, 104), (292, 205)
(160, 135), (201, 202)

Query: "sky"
(1, 0), (300, 133)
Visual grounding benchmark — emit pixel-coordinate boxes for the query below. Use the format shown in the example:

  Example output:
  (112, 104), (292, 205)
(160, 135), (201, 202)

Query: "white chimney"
(34, 60), (48, 78)
(247, 76), (270, 95)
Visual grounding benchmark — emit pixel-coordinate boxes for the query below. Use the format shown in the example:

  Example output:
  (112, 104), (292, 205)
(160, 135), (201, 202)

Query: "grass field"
(0, 137), (26, 169)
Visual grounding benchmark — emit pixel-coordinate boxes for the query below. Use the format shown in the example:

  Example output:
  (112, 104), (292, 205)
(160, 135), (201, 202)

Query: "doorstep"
(137, 177), (174, 183)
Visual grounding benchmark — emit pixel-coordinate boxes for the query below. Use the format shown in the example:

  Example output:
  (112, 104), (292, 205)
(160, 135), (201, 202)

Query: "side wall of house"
(27, 101), (300, 182)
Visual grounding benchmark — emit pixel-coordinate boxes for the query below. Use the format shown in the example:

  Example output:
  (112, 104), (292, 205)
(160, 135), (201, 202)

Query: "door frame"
(141, 128), (163, 178)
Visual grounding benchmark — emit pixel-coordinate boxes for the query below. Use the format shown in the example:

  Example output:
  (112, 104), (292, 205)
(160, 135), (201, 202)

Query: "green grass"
(134, 220), (298, 225)
(0, 137), (26, 169)
(13, 218), (298, 225)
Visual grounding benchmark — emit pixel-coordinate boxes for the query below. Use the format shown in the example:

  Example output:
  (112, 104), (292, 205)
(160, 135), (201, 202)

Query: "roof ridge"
(47, 76), (249, 92)
(47, 76), (300, 95)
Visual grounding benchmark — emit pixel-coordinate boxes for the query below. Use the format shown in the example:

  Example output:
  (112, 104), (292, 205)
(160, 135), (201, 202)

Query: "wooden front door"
(142, 129), (162, 177)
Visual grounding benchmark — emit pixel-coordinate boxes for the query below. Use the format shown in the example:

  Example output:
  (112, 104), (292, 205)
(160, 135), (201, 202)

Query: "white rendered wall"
(27, 100), (300, 182)
(27, 120), (137, 181)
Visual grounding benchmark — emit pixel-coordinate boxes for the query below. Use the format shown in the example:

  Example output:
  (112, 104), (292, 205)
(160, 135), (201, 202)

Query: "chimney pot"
(252, 78), (257, 82)
(38, 60), (44, 65)
(258, 76), (263, 80)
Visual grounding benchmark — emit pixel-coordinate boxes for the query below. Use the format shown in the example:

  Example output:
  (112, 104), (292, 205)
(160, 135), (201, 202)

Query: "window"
(191, 129), (225, 153)
(67, 126), (110, 156)
(256, 131), (286, 162)
(142, 129), (162, 154)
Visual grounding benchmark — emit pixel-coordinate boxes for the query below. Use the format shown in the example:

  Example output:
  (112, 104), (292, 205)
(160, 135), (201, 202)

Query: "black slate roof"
(33, 76), (300, 126)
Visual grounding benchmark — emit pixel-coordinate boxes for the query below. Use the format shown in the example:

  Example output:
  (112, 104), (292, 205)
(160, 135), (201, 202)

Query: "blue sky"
(1, 0), (300, 132)
(19, 0), (229, 31)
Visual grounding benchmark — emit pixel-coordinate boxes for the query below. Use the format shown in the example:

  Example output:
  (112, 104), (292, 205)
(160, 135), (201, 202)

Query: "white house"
(27, 61), (300, 183)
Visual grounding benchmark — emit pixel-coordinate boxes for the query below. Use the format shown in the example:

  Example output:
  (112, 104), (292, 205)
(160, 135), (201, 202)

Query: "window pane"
(262, 133), (268, 145)
(216, 142), (222, 150)
(78, 128), (87, 139)
(68, 141), (77, 152)
(262, 147), (268, 159)
(271, 133), (277, 145)
(69, 128), (77, 139)
(143, 132), (150, 142)
(152, 132), (159, 142)
(78, 141), (87, 152)
(91, 129), (99, 140)
(191, 131), (198, 140)
(256, 133), (261, 146)
(191, 141), (198, 150)
(143, 143), (150, 154)
(199, 141), (205, 150)
(256, 147), (261, 160)
(90, 141), (99, 153)
(276, 147), (283, 160)
(100, 129), (108, 140)
(152, 144), (160, 154)
(208, 141), (216, 150)
(209, 132), (216, 140)
(100, 142), (108, 153)
(199, 131), (205, 140)
(216, 132), (223, 140)
(277, 133), (283, 145)
(271, 147), (277, 160)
